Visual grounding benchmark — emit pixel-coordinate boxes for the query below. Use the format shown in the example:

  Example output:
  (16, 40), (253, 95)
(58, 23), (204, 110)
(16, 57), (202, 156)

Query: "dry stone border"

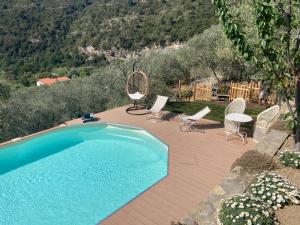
(180, 129), (290, 225)
(181, 167), (253, 225)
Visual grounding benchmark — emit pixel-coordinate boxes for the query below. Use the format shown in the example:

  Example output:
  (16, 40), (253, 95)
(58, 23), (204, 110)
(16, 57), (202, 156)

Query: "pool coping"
(0, 121), (169, 150)
(0, 124), (65, 147)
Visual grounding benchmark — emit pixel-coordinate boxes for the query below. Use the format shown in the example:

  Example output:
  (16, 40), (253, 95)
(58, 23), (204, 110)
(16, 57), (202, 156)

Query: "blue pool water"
(0, 123), (168, 225)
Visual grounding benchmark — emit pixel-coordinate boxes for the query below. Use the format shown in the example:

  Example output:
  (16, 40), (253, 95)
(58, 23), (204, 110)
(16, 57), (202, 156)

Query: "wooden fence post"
(193, 84), (197, 101)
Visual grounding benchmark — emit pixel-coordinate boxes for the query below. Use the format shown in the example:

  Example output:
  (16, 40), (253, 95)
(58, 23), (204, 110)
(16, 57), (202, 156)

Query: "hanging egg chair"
(126, 70), (149, 115)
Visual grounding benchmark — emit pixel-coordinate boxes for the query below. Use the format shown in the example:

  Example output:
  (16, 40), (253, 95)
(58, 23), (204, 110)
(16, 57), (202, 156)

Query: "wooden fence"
(229, 81), (261, 102)
(176, 80), (276, 105)
(177, 81), (212, 101)
(267, 93), (277, 105)
(192, 83), (212, 101)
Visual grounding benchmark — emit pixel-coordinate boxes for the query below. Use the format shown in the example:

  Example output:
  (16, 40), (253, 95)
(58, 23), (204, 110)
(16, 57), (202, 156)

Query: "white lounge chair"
(253, 105), (280, 142)
(224, 98), (246, 133)
(146, 95), (169, 120)
(180, 106), (211, 132)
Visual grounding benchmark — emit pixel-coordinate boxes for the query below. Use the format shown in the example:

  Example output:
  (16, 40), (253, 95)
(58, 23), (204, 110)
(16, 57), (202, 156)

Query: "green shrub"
(219, 194), (276, 225)
(0, 55), (177, 142)
(175, 89), (193, 101)
(279, 150), (300, 169)
(217, 85), (230, 95)
(249, 172), (300, 210)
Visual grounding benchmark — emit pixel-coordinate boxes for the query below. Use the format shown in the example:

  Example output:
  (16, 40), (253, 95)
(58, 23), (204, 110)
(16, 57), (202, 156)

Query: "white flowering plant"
(279, 150), (300, 169)
(219, 194), (276, 225)
(249, 172), (300, 210)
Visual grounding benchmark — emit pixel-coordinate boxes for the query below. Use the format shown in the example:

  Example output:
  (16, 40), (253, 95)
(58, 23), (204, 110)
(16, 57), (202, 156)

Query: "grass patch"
(166, 101), (226, 122)
(165, 101), (265, 129)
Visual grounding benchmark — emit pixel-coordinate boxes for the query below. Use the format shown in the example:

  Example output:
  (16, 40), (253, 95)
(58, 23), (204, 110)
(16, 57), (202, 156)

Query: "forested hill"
(0, 0), (216, 83)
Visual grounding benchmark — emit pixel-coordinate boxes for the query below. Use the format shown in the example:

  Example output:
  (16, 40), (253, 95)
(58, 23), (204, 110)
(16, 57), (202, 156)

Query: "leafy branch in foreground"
(212, 0), (300, 150)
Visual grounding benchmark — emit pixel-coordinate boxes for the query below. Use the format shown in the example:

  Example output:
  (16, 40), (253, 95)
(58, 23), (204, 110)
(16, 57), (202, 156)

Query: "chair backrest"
(189, 106), (211, 120)
(257, 105), (280, 122)
(149, 95), (169, 113)
(225, 98), (246, 115)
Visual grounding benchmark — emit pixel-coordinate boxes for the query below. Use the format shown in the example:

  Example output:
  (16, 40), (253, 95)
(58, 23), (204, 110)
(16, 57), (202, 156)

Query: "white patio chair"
(146, 95), (169, 120)
(253, 105), (280, 142)
(224, 98), (246, 133)
(180, 106), (211, 132)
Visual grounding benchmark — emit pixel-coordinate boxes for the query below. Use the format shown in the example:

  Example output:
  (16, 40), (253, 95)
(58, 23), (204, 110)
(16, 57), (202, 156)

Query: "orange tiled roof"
(38, 76), (70, 86)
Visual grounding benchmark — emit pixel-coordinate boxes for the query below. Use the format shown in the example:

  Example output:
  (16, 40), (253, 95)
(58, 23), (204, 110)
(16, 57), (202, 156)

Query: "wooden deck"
(67, 106), (256, 225)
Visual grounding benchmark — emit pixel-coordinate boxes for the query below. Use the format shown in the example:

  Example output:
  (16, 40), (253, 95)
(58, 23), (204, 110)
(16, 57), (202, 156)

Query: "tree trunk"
(295, 72), (300, 152)
(211, 68), (221, 85)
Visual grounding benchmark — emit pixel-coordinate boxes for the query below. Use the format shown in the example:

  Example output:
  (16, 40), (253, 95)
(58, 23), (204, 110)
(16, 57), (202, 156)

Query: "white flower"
(276, 198), (283, 203)
(262, 211), (269, 217)
(267, 200), (272, 205)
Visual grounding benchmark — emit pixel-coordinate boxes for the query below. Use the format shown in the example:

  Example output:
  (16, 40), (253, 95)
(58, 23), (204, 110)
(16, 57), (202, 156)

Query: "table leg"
(226, 121), (239, 140)
(226, 122), (247, 144)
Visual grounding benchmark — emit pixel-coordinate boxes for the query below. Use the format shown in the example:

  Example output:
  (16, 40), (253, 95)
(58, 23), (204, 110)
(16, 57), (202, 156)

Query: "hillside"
(0, 0), (217, 84)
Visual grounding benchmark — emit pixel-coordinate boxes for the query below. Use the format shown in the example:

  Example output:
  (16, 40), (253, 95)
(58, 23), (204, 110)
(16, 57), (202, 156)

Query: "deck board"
(66, 105), (255, 225)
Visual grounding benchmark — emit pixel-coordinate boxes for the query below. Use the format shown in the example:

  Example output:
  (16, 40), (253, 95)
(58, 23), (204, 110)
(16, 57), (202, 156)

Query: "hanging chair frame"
(126, 70), (149, 115)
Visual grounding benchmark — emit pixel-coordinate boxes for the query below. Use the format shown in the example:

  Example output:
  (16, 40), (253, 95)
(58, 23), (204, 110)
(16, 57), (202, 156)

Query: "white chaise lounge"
(146, 95), (169, 120)
(180, 106), (211, 132)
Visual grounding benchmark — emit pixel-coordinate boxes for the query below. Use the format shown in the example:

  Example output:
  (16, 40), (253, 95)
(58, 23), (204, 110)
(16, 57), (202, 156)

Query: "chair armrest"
(256, 110), (266, 122)
(265, 115), (278, 128)
(179, 114), (187, 121)
(256, 115), (277, 129)
(180, 115), (193, 123)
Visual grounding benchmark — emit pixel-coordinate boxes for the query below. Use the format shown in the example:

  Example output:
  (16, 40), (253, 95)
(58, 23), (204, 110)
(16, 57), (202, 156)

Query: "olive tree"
(177, 24), (261, 82)
(0, 52), (189, 142)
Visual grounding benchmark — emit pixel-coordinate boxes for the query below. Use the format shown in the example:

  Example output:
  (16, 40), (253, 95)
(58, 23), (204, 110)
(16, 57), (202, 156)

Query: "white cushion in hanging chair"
(128, 92), (144, 100)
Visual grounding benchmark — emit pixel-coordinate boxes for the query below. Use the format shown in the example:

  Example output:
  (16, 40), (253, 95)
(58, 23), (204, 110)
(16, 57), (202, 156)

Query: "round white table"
(225, 113), (252, 144)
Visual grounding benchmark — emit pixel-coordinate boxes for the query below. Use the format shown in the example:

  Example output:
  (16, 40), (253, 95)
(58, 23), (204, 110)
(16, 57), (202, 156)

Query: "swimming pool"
(0, 123), (168, 225)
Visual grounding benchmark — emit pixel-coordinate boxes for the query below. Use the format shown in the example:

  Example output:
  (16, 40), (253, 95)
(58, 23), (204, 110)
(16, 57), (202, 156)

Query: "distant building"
(37, 76), (70, 87)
